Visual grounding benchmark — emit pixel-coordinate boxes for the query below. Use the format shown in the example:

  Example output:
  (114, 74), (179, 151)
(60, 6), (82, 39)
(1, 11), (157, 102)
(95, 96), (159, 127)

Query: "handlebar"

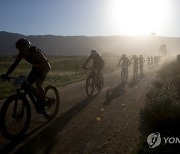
(1, 75), (26, 86)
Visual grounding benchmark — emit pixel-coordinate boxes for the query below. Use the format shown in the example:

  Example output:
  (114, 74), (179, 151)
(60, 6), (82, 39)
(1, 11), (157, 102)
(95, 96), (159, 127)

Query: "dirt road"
(0, 68), (156, 154)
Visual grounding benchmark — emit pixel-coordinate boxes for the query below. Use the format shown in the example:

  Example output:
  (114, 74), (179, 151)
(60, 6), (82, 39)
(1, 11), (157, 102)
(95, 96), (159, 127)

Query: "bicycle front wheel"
(86, 75), (94, 96)
(121, 69), (128, 82)
(43, 85), (60, 120)
(0, 94), (31, 140)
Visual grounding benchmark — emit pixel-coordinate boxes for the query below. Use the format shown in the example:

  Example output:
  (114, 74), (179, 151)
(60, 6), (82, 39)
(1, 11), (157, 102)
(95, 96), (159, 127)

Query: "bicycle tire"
(0, 94), (31, 140)
(43, 85), (60, 120)
(86, 75), (94, 96)
(97, 73), (104, 93)
(121, 68), (128, 82)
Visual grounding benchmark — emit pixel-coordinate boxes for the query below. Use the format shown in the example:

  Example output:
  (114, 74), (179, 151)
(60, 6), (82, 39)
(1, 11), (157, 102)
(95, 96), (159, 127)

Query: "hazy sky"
(0, 0), (180, 37)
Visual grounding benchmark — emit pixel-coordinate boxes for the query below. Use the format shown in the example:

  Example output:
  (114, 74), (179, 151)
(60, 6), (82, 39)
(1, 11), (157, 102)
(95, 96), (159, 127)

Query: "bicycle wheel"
(43, 85), (60, 120)
(0, 94), (31, 140)
(121, 69), (128, 82)
(97, 73), (104, 93)
(86, 75), (94, 96)
(133, 67), (138, 79)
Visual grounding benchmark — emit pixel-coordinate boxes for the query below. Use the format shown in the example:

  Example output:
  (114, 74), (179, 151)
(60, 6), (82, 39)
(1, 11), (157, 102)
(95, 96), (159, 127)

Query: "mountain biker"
(83, 49), (105, 85)
(138, 55), (145, 74)
(130, 55), (139, 77)
(117, 54), (129, 66)
(150, 56), (154, 67)
(0, 38), (51, 114)
(146, 56), (151, 69)
(117, 54), (129, 80)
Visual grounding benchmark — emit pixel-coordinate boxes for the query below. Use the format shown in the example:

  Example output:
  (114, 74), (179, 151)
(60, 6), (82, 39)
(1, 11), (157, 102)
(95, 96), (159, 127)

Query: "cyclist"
(118, 54), (129, 70)
(130, 55), (139, 77)
(138, 55), (145, 74)
(150, 56), (154, 68)
(146, 56), (151, 69)
(1, 38), (51, 114)
(83, 49), (105, 86)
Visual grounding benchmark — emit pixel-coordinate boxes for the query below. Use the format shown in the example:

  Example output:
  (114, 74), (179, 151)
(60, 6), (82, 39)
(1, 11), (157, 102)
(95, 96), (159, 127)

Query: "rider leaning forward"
(1, 38), (51, 114)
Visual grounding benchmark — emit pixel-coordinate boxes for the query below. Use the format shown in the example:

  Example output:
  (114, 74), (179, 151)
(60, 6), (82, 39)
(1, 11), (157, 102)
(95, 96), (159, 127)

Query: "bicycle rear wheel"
(86, 75), (94, 96)
(121, 69), (128, 82)
(133, 67), (138, 79)
(0, 94), (31, 140)
(43, 85), (60, 120)
(97, 73), (104, 93)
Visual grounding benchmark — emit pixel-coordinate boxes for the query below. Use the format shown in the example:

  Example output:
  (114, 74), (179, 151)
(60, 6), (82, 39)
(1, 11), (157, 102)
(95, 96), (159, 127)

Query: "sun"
(107, 0), (173, 36)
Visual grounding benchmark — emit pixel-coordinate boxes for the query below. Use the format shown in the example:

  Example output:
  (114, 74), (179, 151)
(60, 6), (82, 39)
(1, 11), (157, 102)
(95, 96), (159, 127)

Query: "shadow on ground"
(128, 76), (141, 87)
(0, 96), (97, 154)
(104, 82), (126, 105)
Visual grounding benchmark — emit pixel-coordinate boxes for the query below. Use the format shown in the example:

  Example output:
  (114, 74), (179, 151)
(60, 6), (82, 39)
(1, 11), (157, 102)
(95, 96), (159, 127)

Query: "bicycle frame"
(10, 76), (39, 109)
(85, 68), (98, 84)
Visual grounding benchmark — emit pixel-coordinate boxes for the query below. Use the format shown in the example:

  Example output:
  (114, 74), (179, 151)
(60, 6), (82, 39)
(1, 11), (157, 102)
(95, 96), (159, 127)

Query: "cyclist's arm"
(100, 56), (105, 67)
(118, 58), (122, 65)
(83, 55), (91, 68)
(6, 54), (22, 75)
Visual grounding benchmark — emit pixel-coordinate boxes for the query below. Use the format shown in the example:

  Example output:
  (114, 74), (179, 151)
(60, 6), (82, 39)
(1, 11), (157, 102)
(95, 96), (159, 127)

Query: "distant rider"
(117, 54), (129, 70)
(83, 49), (105, 84)
(138, 55), (145, 74)
(150, 56), (154, 68)
(130, 55), (139, 77)
(146, 57), (151, 69)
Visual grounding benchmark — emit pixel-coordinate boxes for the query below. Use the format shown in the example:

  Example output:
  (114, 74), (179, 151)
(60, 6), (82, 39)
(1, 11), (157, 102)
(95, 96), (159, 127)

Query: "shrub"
(135, 60), (180, 153)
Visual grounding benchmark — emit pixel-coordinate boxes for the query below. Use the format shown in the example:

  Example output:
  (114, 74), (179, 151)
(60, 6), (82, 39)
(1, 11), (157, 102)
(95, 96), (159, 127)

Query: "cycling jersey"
(139, 57), (145, 64)
(24, 46), (49, 65)
(118, 57), (129, 66)
(130, 57), (138, 66)
(84, 53), (104, 70)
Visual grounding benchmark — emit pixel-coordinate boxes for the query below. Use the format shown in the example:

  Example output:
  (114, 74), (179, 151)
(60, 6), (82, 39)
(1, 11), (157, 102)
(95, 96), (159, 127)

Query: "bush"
(139, 80), (180, 136)
(135, 60), (180, 153)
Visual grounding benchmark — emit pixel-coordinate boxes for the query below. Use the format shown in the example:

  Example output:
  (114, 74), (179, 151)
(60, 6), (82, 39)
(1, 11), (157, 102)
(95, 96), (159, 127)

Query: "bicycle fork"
(12, 89), (26, 119)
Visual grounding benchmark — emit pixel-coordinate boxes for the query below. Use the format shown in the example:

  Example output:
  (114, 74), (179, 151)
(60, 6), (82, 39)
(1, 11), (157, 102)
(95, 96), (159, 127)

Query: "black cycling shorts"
(27, 65), (50, 84)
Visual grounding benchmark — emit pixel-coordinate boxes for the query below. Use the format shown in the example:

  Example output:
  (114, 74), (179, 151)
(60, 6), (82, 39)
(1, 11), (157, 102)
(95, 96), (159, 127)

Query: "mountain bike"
(0, 75), (60, 140)
(139, 63), (144, 79)
(84, 68), (103, 97)
(134, 65), (138, 78)
(118, 65), (128, 83)
(130, 63), (138, 79)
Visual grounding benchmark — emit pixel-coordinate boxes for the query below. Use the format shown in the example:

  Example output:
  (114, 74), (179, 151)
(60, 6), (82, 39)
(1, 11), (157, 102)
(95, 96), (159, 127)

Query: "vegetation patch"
(134, 60), (180, 153)
(0, 56), (119, 99)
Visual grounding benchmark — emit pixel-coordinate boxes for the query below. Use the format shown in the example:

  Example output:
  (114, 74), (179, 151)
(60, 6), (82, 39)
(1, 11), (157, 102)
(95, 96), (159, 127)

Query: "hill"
(0, 31), (180, 56)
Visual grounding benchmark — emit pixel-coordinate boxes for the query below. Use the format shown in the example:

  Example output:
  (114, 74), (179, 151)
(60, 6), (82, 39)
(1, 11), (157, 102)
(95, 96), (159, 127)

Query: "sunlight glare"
(107, 0), (173, 35)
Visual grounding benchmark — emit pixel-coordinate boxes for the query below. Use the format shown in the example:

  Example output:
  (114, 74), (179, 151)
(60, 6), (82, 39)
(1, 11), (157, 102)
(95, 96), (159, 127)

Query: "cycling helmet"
(91, 49), (97, 55)
(15, 38), (31, 49)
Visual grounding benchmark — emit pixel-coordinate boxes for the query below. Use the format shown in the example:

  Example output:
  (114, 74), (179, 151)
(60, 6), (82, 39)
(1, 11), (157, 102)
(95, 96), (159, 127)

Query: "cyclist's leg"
(133, 64), (136, 76)
(139, 64), (142, 73)
(97, 68), (101, 83)
(125, 65), (128, 76)
(36, 67), (50, 100)
(27, 67), (49, 113)
(27, 67), (38, 86)
(136, 65), (138, 74)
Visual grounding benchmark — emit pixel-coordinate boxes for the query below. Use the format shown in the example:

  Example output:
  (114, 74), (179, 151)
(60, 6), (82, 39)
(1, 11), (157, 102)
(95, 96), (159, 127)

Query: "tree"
(159, 44), (167, 56)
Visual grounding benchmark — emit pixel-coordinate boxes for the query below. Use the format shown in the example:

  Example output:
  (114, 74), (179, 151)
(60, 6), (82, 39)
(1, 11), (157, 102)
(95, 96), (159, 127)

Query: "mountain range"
(0, 31), (180, 56)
